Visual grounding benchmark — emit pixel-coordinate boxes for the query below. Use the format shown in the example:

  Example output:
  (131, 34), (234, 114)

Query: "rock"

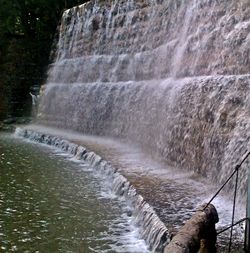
(15, 117), (32, 124)
(0, 123), (16, 132)
(3, 118), (16, 124)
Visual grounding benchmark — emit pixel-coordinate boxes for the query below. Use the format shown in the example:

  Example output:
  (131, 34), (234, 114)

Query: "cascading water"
(15, 128), (170, 252)
(38, 0), (250, 197)
(30, 0), (250, 251)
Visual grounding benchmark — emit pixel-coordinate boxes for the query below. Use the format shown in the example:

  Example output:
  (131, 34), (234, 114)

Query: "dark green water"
(0, 133), (148, 253)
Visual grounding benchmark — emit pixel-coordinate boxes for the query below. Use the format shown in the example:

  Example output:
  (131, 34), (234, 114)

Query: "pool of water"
(0, 133), (149, 253)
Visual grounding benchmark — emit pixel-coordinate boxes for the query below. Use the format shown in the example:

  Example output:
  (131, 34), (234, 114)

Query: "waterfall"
(37, 0), (250, 199)
(39, 76), (249, 198)
(35, 0), (250, 249)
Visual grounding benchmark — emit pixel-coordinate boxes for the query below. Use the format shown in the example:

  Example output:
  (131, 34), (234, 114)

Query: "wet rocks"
(0, 117), (31, 132)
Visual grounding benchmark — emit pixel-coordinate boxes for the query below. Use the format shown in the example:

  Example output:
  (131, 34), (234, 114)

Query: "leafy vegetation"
(0, 0), (87, 119)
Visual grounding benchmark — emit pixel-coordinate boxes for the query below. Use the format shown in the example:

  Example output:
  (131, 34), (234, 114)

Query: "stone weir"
(16, 127), (170, 252)
(38, 0), (250, 200)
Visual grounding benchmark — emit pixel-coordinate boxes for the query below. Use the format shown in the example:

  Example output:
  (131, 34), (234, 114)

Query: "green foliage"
(0, 0), (87, 119)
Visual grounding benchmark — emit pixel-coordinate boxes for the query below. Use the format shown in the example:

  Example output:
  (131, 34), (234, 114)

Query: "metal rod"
(204, 151), (250, 210)
(217, 217), (248, 235)
(239, 151), (250, 167)
(203, 169), (237, 210)
(228, 168), (239, 253)
(245, 164), (250, 253)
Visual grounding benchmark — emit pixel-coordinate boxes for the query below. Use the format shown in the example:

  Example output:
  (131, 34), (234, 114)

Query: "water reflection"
(0, 133), (148, 253)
